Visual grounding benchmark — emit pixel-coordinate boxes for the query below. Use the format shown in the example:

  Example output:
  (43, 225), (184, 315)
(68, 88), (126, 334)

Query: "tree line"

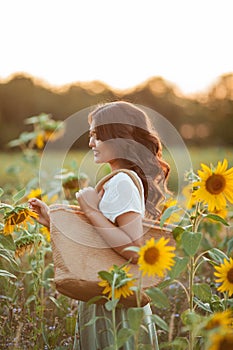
(0, 73), (232, 149)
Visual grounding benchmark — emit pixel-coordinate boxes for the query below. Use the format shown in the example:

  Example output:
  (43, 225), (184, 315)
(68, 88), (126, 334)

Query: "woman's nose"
(89, 136), (95, 147)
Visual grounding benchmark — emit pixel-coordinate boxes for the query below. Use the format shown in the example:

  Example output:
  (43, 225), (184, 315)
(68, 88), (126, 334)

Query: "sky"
(0, 0), (233, 95)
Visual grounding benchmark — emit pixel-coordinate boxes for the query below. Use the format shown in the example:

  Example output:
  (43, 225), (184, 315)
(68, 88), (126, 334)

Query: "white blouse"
(98, 171), (145, 223)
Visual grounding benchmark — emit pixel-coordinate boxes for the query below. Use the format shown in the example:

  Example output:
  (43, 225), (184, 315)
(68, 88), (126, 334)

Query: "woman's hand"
(28, 198), (50, 228)
(75, 187), (103, 216)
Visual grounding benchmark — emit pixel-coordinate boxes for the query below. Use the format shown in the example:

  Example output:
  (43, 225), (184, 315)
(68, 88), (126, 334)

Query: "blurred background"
(0, 0), (232, 180)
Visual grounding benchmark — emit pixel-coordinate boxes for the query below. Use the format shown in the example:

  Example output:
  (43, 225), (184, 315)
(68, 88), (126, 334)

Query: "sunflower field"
(0, 114), (233, 350)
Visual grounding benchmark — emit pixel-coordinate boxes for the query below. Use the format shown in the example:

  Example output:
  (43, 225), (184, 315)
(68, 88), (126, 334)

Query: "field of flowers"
(0, 114), (233, 350)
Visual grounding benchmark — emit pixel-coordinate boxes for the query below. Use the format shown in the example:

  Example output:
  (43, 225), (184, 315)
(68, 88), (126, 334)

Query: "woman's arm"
(76, 187), (143, 263)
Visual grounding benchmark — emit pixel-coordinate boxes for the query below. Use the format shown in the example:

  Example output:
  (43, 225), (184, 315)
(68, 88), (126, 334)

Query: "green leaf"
(160, 205), (180, 227)
(25, 295), (36, 305)
(123, 246), (140, 253)
(172, 226), (185, 242)
(181, 231), (202, 256)
(193, 283), (212, 302)
(0, 249), (18, 267)
(98, 271), (113, 284)
(145, 287), (169, 308)
(150, 314), (169, 332)
(86, 295), (106, 306)
(0, 188), (4, 197)
(13, 188), (26, 204)
(205, 213), (229, 226)
(84, 316), (103, 327)
(127, 307), (144, 331)
(157, 278), (173, 289)
(105, 298), (119, 311)
(160, 337), (189, 349)
(168, 257), (189, 280)
(0, 269), (17, 279)
(49, 296), (62, 309)
(193, 297), (212, 313)
(227, 237), (233, 255)
(181, 310), (202, 326)
(117, 328), (134, 347)
(0, 234), (16, 250)
(208, 248), (228, 264)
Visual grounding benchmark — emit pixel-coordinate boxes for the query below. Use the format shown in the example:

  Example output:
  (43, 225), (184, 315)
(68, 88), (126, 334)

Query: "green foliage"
(1, 114), (233, 349)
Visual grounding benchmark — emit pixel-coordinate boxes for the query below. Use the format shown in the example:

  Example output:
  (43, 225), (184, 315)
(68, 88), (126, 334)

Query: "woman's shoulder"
(103, 171), (143, 195)
(104, 171), (137, 187)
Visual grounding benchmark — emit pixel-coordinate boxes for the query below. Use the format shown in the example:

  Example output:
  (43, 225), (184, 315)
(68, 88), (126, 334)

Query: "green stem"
(111, 274), (118, 350)
(173, 279), (190, 303)
(189, 257), (195, 312)
(136, 271), (143, 308)
(189, 256), (195, 350)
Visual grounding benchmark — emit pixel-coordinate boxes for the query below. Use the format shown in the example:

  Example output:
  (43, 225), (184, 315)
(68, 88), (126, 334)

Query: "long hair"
(88, 101), (170, 219)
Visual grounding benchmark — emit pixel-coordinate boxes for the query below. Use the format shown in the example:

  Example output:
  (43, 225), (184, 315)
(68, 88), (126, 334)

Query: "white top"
(98, 171), (145, 223)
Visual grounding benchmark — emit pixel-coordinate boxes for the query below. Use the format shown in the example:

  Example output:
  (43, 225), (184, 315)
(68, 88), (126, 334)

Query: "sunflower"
(40, 226), (51, 242)
(204, 310), (233, 331)
(206, 330), (233, 350)
(98, 265), (135, 300)
(193, 159), (233, 212)
(3, 206), (38, 235)
(214, 257), (233, 296)
(27, 188), (42, 199)
(138, 237), (175, 277)
(36, 132), (45, 149)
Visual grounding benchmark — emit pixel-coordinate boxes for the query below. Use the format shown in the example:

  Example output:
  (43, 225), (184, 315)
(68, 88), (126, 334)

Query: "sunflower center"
(10, 211), (28, 225)
(227, 268), (233, 283)
(205, 174), (226, 194)
(219, 337), (233, 350)
(144, 247), (160, 265)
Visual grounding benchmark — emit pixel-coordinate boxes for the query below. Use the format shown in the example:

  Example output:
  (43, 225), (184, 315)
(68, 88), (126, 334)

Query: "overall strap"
(95, 169), (143, 199)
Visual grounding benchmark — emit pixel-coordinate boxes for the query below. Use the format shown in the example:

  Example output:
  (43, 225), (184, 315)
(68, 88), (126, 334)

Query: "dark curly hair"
(88, 101), (170, 219)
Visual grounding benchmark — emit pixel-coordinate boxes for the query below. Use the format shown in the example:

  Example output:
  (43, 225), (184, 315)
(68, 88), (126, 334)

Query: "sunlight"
(0, 0), (232, 95)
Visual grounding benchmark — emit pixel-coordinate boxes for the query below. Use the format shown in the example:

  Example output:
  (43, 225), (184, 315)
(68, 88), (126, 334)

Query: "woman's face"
(89, 121), (116, 165)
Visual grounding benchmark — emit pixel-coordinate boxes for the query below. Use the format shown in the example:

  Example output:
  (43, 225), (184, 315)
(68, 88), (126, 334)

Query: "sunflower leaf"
(160, 337), (189, 349)
(168, 256), (189, 279)
(0, 269), (17, 279)
(105, 299), (119, 311)
(160, 205), (180, 227)
(227, 237), (233, 255)
(207, 248), (228, 264)
(145, 287), (169, 308)
(13, 188), (26, 204)
(193, 297), (212, 313)
(117, 328), (135, 347)
(193, 283), (212, 302)
(86, 295), (106, 306)
(150, 314), (169, 332)
(0, 234), (16, 250)
(127, 308), (144, 331)
(181, 231), (202, 256)
(205, 213), (229, 226)
(98, 271), (113, 284)
(0, 188), (4, 198)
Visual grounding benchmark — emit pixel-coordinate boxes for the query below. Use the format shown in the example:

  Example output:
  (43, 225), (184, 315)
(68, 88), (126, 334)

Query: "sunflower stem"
(111, 273), (118, 350)
(136, 270), (143, 308)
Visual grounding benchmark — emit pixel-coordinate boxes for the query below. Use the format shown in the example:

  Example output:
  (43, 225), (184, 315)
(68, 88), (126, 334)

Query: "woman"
(29, 101), (170, 349)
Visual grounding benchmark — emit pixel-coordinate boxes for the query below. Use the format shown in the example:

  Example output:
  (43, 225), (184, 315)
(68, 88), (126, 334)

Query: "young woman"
(29, 101), (170, 349)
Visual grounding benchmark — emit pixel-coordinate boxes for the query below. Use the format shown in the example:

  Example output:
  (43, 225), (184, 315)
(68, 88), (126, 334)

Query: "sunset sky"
(1, 0), (232, 95)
